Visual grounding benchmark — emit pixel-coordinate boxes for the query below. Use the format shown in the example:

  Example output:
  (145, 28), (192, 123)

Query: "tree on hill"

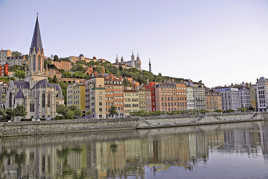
(54, 55), (59, 61)
(12, 51), (22, 57)
(71, 64), (85, 72)
(14, 70), (25, 79)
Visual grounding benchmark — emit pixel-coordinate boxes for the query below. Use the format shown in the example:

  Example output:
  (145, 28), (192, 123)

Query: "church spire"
(149, 59), (152, 73)
(30, 16), (43, 53)
(29, 15), (45, 76)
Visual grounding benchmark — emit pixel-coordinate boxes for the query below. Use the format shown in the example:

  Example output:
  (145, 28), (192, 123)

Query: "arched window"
(38, 55), (41, 71)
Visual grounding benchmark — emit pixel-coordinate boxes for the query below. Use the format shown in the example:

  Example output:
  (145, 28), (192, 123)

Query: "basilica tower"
(29, 16), (45, 76)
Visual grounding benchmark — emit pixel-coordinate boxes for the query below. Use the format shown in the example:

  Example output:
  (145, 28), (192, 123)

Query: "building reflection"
(0, 122), (267, 179)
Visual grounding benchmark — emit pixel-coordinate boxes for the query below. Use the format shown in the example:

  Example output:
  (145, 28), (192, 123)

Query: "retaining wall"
(0, 112), (266, 137)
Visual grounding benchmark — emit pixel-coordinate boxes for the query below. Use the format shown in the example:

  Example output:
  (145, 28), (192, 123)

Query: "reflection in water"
(1, 122), (268, 179)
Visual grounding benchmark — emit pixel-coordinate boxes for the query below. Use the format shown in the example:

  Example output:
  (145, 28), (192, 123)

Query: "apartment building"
(138, 88), (152, 112)
(67, 83), (86, 114)
(214, 88), (241, 111)
(186, 87), (195, 110)
(155, 83), (187, 112)
(104, 75), (124, 117)
(85, 77), (106, 119)
(145, 82), (156, 111)
(239, 86), (251, 109)
(206, 89), (222, 112)
(193, 84), (206, 110)
(124, 90), (140, 115)
(256, 77), (268, 112)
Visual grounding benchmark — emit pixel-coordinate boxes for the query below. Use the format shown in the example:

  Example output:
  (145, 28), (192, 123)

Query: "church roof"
(32, 79), (50, 89)
(14, 81), (30, 89)
(30, 16), (43, 52)
(15, 89), (24, 99)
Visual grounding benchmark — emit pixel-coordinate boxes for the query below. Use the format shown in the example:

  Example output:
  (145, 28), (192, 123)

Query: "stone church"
(5, 16), (63, 120)
(115, 53), (142, 70)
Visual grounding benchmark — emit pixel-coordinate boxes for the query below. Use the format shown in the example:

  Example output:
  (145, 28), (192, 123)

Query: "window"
(42, 93), (46, 108)
(30, 103), (35, 112)
(47, 93), (51, 107)
(9, 92), (12, 108)
(33, 55), (36, 71)
(38, 55), (41, 71)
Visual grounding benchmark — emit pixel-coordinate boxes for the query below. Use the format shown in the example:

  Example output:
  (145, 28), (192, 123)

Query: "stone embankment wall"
(137, 112), (264, 129)
(1, 121), (261, 149)
(0, 119), (138, 137)
(0, 112), (266, 137)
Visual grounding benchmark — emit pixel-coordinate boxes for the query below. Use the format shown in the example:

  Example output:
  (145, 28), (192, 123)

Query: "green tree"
(86, 110), (91, 116)
(5, 109), (14, 120)
(14, 70), (26, 79)
(71, 64), (85, 72)
(56, 104), (66, 115)
(109, 105), (118, 117)
(52, 75), (58, 83)
(14, 105), (27, 117)
(12, 51), (22, 57)
(54, 55), (59, 61)
(65, 110), (75, 119)
(62, 71), (72, 78)
(56, 105), (81, 119)
(68, 106), (81, 118)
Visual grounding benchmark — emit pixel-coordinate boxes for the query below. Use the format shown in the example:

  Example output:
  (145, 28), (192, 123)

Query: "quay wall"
(0, 119), (138, 137)
(0, 112), (266, 137)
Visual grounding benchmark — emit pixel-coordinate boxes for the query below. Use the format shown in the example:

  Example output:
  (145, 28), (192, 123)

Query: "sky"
(1, 0), (268, 87)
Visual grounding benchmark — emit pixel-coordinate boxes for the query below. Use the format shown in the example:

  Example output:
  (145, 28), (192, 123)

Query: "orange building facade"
(52, 60), (72, 71)
(104, 75), (124, 117)
(0, 64), (8, 76)
(206, 90), (223, 111)
(155, 83), (187, 112)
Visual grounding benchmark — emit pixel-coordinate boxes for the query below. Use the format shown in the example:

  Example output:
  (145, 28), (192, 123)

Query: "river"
(1, 121), (268, 179)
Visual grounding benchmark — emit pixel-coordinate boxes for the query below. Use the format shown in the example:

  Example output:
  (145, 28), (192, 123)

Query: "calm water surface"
(1, 122), (268, 179)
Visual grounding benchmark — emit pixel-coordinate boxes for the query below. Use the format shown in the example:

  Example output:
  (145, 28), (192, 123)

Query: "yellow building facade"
(124, 90), (140, 115)
(67, 83), (86, 114)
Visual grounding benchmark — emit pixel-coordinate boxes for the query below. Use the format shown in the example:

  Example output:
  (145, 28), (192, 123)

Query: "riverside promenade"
(0, 112), (266, 137)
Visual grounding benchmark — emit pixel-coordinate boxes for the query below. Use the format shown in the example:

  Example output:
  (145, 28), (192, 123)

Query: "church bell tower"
(29, 16), (45, 76)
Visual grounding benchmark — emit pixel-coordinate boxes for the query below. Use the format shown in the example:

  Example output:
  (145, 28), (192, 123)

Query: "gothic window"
(30, 103), (35, 112)
(47, 93), (51, 107)
(42, 92), (45, 108)
(9, 92), (12, 108)
(33, 55), (36, 72)
(38, 55), (41, 71)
